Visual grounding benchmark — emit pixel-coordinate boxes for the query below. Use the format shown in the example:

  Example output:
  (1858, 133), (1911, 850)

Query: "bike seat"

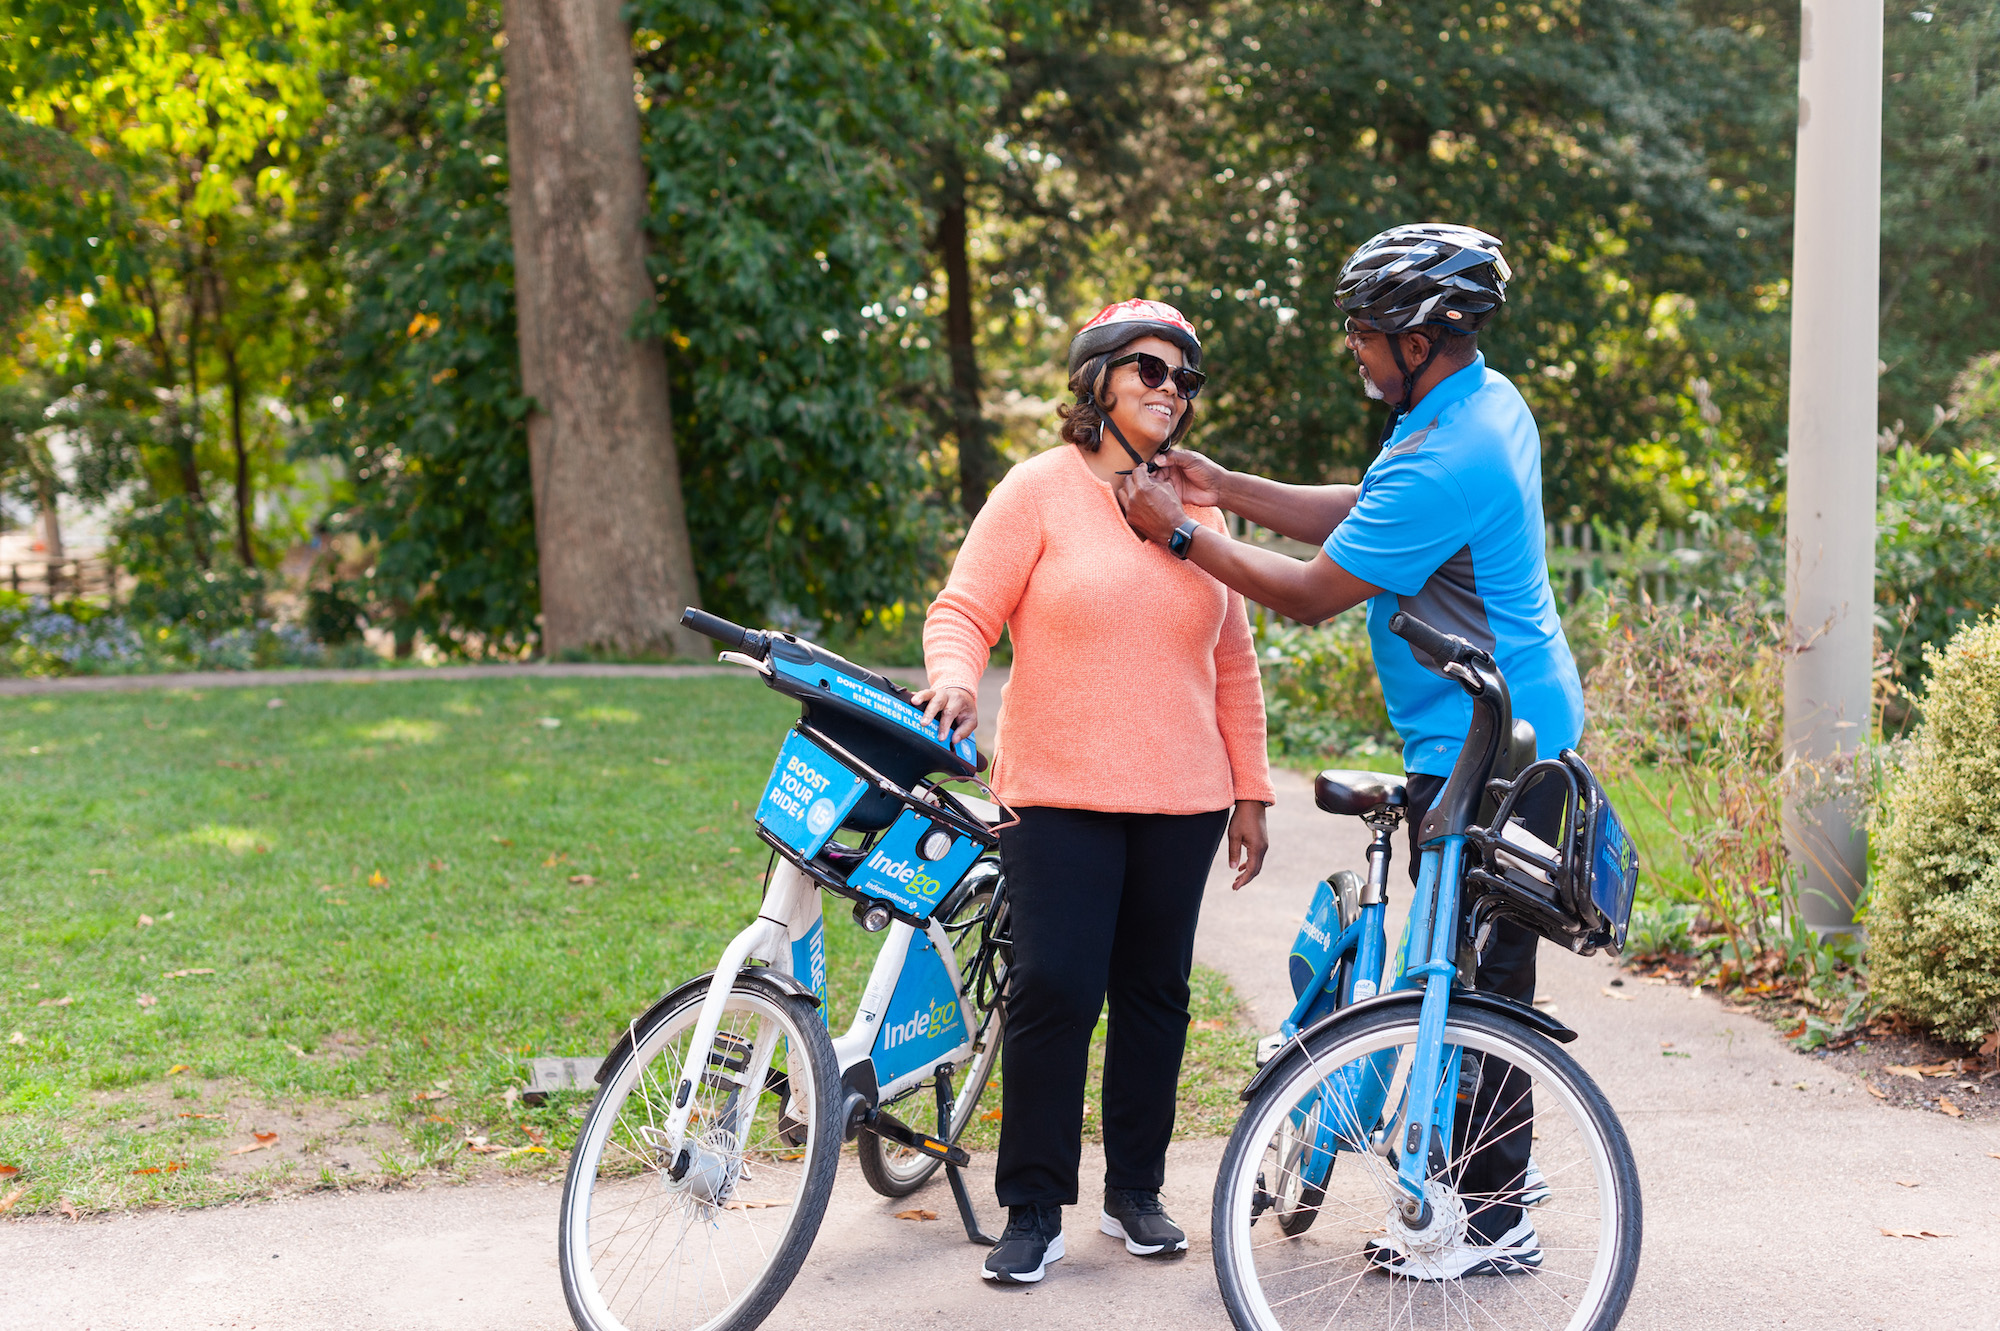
(1314, 770), (1408, 817)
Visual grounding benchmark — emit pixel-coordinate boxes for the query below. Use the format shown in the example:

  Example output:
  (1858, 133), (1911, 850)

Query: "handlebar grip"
(1388, 611), (1461, 664)
(680, 607), (768, 659)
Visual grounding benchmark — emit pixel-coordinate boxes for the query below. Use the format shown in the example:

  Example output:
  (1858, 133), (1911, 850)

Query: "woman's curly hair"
(1057, 347), (1197, 452)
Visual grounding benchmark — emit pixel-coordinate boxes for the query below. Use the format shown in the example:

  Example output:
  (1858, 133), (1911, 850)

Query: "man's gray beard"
(1359, 368), (1387, 401)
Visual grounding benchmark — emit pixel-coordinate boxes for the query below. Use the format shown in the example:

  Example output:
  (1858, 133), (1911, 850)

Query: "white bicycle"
(558, 610), (1012, 1331)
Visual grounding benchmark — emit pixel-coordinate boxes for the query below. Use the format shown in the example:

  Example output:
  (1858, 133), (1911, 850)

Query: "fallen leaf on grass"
(9, 1032), (28, 1044)
(87, 868), (109, 876)
(490, 836), (514, 847)
(131, 1161), (185, 1175)
(0, 1164), (18, 1177)
(895, 1209), (939, 1221)
(979, 1109), (1003, 1123)
(649, 757), (672, 767)
(428, 859), (447, 872)
(525, 1125), (546, 1145)
(36, 996), (72, 1008)
(1599, 987), (1634, 1002)
(0, 1186), (26, 1213)
(1894, 1179), (1921, 1187)
(412, 1089), (449, 1102)
(367, 871), (389, 888)
(58, 1198), (78, 1220)
(177, 1112), (220, 1120)
(1879, 1228), (1953, 1240)
(161, 969), (215, 979)
(138, 914), (154, 927)
(542, 853), (569, 868)
(228, 1133), (279, 1156)
(568, 874), (598, 886)
(136, 994), (157, 1008)
(1938, 1097), (1964, 1118)
(537, 717), (562, 729)
(1864, 1082), (1887, 1099)
(1191, 1019), (1228, 1031)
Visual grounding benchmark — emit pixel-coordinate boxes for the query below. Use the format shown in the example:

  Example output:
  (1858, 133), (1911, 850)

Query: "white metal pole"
(1783, 0), (1882, 933)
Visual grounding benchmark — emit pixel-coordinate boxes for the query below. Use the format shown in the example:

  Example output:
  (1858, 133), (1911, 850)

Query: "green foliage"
(1162, 0), (1788, 523)
(1871, 611), (2000, 1044)
(1876, 354), (2000, 696)
(113, 497), (265, 630)
(1252, 609), (1396, 765)
(630, 0), (983, 625)
(1585, 590), (1795, 968)
(1879, 4), (2000, 442)
(304, 0), (537, 654)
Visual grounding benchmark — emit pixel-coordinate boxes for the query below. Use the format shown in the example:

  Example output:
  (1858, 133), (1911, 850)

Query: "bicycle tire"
(559, 970), (841, 1331)
(856, 880), (1007, 1197)
(1213, 1003), (1641, 1331)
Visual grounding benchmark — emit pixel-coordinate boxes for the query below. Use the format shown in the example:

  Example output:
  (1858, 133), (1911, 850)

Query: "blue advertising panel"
(755, 731), (867, 859)
(872, 929), (969, 1085)
(791, 917), (828, 1023)
(769, 654), (979, 771)
(1591, 802), (1640, 948)
(1288, 878), (1342, 1000)
(843, 808), (983, 920)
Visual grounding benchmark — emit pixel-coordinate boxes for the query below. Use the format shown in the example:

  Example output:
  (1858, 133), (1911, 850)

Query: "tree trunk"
(937, 159), (999, 518)
(222, 340), (254, 568)
(502, 0), (703, 657)
(178, 247), (209, 568)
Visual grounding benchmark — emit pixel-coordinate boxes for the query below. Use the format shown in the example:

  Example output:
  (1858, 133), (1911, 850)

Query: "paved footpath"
(5, 673), (1998, 1328)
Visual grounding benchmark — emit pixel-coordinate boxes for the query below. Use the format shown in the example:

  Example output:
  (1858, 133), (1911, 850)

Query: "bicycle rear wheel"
(559, 971), (841, 1331)
(856, 871), (1008, 1197)
(1213, 1003), (1641, 1331)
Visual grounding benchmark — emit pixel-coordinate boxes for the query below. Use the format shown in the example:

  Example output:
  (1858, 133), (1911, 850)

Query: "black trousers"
(994, 805), (1231, 1208)
(1404, 773), (1539, 1242)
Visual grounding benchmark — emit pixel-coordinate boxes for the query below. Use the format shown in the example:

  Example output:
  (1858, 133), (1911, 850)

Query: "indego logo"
(881, 996), (958, 1050)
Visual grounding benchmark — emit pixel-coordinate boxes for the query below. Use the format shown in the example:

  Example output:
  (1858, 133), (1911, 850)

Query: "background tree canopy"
(2, 0), (1995, 661)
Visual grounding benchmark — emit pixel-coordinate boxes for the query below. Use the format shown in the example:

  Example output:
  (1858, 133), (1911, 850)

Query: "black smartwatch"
(1167, 517), (1201, 560)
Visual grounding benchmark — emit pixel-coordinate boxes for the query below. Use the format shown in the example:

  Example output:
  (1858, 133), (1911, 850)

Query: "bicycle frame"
(650, 858), (988, 1165)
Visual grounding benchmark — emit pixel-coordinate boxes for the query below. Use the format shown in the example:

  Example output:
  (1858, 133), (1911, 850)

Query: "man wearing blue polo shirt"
(1118, 223), (1582, 1280)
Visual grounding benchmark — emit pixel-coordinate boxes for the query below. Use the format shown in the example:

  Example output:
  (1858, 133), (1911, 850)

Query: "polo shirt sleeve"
(1323, 454), (1474, 596)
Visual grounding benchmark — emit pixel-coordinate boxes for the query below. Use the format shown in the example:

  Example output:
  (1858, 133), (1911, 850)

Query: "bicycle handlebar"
(681, 607), (770, 660)
(1387, 610), (1477, 666)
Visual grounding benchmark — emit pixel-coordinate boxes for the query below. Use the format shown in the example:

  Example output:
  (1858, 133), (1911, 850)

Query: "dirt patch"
(1808, 1023), (2000, 1122)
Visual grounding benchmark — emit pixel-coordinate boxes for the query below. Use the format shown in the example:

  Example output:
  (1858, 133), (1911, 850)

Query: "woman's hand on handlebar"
(1226, 799), (1269, 890)
(913, 684), (978, 745)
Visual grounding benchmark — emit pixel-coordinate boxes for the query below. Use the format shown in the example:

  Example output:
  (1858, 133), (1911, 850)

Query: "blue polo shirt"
(1324, 355), (1583, 778)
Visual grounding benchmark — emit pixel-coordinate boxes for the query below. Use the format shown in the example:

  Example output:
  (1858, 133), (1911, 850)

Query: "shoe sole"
(1362, 1242), (1543, 1282)
(981, 1233), (1064, 1283)
(1099, 1210), (1190, 1256)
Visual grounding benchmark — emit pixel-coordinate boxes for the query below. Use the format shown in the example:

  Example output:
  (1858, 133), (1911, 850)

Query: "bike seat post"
(1360, 807), (1400, 907)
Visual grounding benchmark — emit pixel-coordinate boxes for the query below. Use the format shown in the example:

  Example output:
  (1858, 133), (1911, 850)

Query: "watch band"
(1167, 517), (1200, 560)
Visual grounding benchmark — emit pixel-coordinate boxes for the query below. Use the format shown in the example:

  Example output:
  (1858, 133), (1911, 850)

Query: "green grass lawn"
(0, 675), (1247, 1213)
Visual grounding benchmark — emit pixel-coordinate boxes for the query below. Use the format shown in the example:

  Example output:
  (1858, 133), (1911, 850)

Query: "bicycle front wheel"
(1213, 1003), (1641, 1331)
(559, 971), (841, 1331)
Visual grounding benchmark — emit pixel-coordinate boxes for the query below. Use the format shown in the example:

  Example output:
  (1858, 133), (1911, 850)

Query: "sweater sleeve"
(1213, 584), (1276, 805)
(924, 467), (1043, 695)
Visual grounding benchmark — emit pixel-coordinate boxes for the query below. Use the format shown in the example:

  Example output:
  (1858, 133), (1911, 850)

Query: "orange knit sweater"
(924, 444), (1274, 814)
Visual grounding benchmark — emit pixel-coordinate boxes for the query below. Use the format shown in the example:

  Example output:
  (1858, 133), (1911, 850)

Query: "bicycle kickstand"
(935, 1068), (996, 1246)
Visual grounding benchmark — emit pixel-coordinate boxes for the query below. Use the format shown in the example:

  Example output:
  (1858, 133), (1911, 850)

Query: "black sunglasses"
(1106, 351), (1206, 401)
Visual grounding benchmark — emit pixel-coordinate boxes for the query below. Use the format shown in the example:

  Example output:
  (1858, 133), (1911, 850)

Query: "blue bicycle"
(1211, 612), (1643, 1331)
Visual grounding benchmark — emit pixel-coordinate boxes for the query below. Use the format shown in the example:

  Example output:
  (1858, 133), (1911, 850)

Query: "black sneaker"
(1099, 1187), (1189, 1256)
(981, 1204), (1065, 1284)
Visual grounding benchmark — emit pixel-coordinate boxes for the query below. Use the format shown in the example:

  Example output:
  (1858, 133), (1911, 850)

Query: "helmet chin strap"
(1379, 327), (1449, 446)
(1081, 369), (1164, 474)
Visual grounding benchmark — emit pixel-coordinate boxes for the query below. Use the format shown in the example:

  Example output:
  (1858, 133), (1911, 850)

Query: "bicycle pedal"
(702, 1030), (753, 1092)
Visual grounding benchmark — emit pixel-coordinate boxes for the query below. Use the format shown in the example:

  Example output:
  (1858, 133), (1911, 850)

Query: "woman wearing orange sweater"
(916, 299), (1274, 1284)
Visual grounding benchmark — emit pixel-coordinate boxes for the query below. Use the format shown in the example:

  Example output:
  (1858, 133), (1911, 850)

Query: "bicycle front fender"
(593, 967), (824, 1089)
(1237, 986), (1576, 1104)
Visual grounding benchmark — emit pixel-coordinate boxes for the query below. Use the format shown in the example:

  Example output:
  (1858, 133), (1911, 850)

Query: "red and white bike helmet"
(1066, 298), (1202, 375)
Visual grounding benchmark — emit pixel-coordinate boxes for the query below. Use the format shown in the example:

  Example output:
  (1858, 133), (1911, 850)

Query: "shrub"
(1253, 609), (1397, 764)
(1870, 611), (2000, 1044)
(0, 593), (145, 675)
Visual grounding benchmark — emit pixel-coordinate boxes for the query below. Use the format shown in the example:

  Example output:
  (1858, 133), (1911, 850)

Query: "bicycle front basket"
(754, 729), (870, 860)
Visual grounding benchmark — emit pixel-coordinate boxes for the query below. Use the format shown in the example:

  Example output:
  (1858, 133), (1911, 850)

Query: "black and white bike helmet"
(1335, 224), (1511, 334)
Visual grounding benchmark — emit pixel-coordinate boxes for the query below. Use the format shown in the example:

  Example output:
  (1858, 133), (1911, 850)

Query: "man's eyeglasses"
(1343, 317), (1390, 349)
(1106, 351), (1206, 401)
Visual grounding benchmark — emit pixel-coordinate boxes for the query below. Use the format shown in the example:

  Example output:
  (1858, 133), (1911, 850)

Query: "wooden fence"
(1545, 523), (1708, 606)
(3, 557), (123, 608)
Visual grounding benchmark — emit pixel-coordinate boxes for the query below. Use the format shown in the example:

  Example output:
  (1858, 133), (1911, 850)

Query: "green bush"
(1253, 609), (1396, 764)
(1870, 610), (2000, 1044)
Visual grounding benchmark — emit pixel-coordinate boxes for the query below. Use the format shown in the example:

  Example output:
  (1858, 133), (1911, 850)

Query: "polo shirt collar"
(1387, 352), (1485, 446)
